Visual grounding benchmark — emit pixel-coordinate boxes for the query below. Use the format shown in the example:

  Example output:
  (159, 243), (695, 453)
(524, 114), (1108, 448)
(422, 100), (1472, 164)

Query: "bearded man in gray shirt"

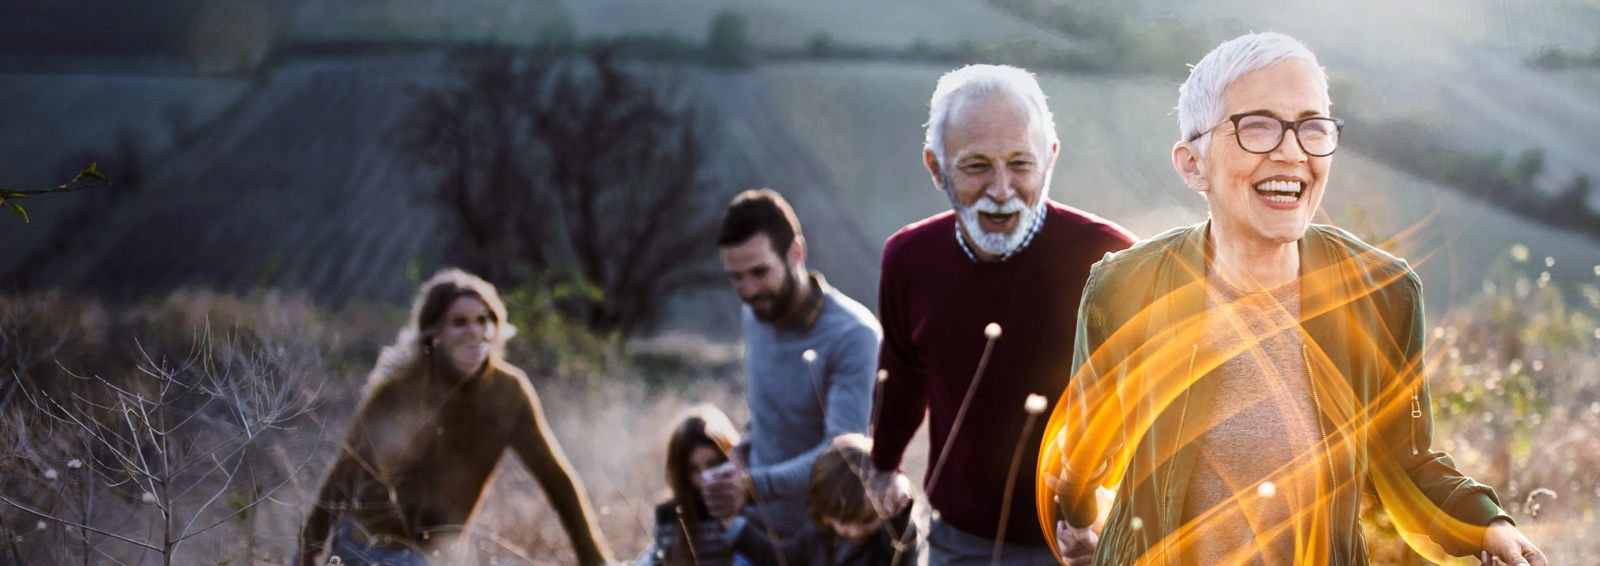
(708, 188), (881, 538)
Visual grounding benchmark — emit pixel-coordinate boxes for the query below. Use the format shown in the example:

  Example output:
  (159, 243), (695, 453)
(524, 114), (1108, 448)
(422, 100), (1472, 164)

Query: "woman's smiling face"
(1188, 59), (1333, 248)
(437, 295), (494, 378)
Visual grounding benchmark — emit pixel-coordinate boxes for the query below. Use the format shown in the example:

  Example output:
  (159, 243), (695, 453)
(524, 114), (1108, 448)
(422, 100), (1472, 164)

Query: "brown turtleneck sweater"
(298, 359), (611, 564)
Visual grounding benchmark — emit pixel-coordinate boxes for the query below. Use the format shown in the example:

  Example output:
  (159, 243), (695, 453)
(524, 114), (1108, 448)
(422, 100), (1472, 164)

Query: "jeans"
(328, 517), (430, 566)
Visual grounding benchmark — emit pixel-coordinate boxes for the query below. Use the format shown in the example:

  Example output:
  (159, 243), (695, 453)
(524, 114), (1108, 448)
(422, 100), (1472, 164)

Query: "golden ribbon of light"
(1036, 221), (1492, 565)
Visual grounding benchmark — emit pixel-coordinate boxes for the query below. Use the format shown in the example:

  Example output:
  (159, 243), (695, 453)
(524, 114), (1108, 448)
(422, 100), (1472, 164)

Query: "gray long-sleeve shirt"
(741, 279), (880, 537)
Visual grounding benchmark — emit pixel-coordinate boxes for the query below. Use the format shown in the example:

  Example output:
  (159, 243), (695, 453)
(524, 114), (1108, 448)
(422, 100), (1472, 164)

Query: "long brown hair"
(366, 268), (515, 390)
(664, 405), (740, 545)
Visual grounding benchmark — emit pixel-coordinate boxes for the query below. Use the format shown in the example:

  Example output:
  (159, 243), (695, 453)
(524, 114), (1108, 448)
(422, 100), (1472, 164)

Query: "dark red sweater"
(872, 200), (1134, 545)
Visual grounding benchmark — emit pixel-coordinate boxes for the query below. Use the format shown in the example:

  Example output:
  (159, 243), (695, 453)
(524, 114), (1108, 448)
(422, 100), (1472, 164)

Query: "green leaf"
(8, 203), (27, 223)
(79, 162), (110, 183)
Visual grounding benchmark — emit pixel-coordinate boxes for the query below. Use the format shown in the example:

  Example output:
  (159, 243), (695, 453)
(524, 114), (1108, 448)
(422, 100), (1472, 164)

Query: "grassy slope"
(292, 0), (567, 43)
(0, 56), (453, 305)
(556, 0), (1073, 49)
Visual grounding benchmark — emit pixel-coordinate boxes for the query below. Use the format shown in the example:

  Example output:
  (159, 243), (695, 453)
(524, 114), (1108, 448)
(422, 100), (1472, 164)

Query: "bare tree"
(400, 44), (730, 337)
(1, 324), (321, 565)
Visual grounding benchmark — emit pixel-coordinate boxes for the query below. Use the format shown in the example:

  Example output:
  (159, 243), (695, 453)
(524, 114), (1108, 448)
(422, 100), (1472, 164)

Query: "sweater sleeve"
(299, 424), (365, 560)
(872, 247), (929, 472)
(748, 321), (879, 500)
(508, 375), (614, 566)
(1054, 263), (1126, 529)
(298, 382), (398, 562)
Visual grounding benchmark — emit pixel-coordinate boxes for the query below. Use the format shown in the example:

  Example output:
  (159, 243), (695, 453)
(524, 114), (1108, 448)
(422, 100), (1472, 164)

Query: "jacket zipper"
(1410, 386), (1423, 455)
(1302, 344), (1339, 566)
(1160, 344), (1198, 563)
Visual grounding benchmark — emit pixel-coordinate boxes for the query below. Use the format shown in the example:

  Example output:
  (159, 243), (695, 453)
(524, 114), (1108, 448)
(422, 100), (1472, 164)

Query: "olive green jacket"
(1040, 221), (1508, 565)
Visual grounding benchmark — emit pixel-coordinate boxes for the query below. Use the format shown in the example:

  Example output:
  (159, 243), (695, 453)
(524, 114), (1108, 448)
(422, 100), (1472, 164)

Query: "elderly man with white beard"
(867, 64), (1135, 565)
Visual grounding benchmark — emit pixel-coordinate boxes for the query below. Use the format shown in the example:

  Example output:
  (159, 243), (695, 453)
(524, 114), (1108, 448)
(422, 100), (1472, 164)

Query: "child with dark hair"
(733, 434), (923, 566)
(637, 405), (753, 566)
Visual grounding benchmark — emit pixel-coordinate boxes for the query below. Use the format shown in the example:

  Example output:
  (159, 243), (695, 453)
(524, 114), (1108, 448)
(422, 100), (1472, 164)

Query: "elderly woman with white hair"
(1041, 32), (1546, 565)
(296, 269), (614, 565)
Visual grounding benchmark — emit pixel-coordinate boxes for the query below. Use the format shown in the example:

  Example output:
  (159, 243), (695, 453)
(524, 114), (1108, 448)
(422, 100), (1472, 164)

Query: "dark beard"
(749, 265), (799, 323)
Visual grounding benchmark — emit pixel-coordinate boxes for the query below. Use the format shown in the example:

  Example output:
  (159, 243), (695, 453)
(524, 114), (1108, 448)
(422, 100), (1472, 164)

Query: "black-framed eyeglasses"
(1190, 113), (1345, 157)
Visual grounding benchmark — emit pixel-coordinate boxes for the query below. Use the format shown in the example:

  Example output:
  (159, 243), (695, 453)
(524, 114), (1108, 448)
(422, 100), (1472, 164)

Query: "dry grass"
(3, 271), (1592, 563)
(0, 290), (761, 564)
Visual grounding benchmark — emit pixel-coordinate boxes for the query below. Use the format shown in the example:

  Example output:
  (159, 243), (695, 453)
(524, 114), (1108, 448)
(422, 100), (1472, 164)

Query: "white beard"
(945, 172), (1049, 258)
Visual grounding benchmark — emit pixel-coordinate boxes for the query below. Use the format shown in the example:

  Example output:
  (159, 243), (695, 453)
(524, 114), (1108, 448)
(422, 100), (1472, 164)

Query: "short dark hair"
(717, 188), (801, 256)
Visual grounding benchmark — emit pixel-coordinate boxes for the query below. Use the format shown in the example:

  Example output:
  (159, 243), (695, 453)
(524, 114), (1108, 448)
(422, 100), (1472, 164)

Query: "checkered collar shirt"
(954, 202), (1048, 263)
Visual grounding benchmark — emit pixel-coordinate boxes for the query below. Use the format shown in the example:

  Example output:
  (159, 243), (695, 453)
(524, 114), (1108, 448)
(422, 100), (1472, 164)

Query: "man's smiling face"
(934, 93), (1056, 258)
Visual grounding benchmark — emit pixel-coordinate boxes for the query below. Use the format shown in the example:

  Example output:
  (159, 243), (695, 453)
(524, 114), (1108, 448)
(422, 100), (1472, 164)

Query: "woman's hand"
(1481, 518), (1546, 566)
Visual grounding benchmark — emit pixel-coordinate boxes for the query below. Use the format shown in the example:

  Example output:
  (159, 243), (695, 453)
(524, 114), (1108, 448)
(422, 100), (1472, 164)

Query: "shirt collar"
(773, 270), (829, 331)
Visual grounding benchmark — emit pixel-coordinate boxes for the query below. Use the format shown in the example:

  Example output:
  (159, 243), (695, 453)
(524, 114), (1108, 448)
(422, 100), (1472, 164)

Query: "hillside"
(0, 57), (881, 340)
(556, 0), (1073, 50)
(0, 55), (451, 305)
(3, 0), (1597, 321)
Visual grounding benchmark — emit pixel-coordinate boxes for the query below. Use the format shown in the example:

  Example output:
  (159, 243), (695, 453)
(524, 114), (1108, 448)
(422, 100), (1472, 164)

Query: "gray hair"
(1176, 32), (1329, 148)
(925, 64), (1058, 166)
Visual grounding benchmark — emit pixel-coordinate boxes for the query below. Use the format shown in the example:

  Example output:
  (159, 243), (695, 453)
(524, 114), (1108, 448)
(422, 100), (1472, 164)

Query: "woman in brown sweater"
(297, 269), (612, 565)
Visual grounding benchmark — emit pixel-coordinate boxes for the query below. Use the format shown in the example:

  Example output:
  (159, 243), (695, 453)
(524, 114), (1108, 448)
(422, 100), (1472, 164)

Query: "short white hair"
(925, 64), (1058, 166)
(1176, 32), (1329, 145)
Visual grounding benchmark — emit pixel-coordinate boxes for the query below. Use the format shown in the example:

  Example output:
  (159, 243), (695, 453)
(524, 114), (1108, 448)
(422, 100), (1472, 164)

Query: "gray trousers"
(927, 519), (1058, 566)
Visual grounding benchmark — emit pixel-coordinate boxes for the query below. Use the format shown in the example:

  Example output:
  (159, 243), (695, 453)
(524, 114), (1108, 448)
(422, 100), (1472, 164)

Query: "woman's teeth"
(1255, 180), (1302, 203)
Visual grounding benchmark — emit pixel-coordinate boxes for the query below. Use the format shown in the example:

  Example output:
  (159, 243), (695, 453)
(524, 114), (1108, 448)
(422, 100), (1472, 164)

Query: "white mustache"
(968, 197), (1028, 214)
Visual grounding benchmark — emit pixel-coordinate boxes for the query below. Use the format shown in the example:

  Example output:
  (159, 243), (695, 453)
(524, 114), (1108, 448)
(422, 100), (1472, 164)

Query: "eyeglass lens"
(1236, 116), (1339, 156)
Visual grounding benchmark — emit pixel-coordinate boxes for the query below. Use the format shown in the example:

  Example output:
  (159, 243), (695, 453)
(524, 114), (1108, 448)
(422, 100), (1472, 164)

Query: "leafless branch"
(0, 496), (160, 552)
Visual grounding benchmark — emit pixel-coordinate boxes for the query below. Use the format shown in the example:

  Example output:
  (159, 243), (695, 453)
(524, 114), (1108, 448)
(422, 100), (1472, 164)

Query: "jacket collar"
(1163, 220), (1347, 337)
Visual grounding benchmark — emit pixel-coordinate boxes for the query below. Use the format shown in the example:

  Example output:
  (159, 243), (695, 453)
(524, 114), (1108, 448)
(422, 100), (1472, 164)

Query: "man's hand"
(733, 436), (752, 469)
(1481, 519), (1546, 566)
(700, 461), (747, 522)
(1056, 520), (1097, 566)
(865, 467), (912, 516)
